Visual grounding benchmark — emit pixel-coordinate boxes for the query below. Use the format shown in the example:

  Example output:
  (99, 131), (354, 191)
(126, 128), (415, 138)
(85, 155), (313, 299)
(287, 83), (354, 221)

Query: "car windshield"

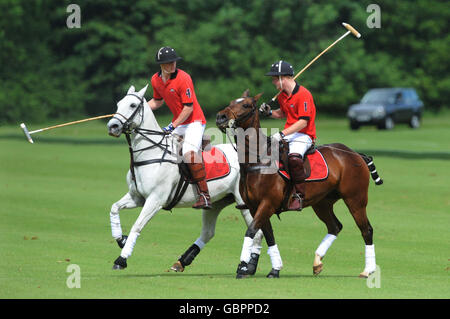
(361, 89), (396, 104)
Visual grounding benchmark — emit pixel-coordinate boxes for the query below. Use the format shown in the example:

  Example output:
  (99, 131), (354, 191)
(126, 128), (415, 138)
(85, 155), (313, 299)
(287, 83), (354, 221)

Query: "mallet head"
(342, 22), (361, 38)
(20, 123), (34, 144)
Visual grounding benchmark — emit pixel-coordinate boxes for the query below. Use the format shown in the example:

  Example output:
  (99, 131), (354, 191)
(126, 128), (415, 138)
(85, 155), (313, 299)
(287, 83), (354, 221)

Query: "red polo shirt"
(151, 69), (206, 125)
(277, 83), (316, 140)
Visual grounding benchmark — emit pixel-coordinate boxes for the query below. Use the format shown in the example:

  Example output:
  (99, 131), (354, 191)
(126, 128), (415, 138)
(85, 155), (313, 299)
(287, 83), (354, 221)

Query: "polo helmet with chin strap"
(155, 46), (182, 64)
(265, 60), (294, 76)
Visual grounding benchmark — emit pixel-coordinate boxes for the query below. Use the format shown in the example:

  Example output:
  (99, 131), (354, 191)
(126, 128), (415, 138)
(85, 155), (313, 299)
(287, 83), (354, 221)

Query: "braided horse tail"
(358, 153), (383, 185)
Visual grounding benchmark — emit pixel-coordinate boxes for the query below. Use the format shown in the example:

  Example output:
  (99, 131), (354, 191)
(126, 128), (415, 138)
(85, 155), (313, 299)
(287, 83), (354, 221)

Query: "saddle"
(174, 134), (230, 182)
(277, 144), (328, 182)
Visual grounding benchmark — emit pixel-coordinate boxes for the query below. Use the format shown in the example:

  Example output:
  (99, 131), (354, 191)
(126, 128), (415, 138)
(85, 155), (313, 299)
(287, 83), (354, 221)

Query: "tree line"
(0, 0), (448, 123)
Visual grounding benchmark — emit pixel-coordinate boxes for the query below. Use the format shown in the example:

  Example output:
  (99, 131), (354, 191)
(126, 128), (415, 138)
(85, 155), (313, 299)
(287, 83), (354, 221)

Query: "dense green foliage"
(0, 0), (448, 123)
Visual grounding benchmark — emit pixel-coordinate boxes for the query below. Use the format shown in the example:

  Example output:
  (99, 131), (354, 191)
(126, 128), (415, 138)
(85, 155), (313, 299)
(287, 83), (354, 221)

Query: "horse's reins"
(113, 94), (179, 190)
(222, 99), (368, 160)
(223, 100), (259, 151)
(223, 100), (283, 171)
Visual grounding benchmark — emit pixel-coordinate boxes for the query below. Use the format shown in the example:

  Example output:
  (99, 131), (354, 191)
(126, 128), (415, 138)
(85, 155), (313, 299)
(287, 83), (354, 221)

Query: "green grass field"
(0, 112), (449, 299)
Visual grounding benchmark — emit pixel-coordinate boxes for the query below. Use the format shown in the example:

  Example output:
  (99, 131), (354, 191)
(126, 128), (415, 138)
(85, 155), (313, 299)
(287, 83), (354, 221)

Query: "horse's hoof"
(246, 253), (260, 275)
(236, 273), (250, 279)
(266, 268), (280, 278)
(112, 264), (125, 270)
(236, 261), (251, 279)
(359, 267), (377, 278)
(313, 263), (323, 276)
(170, 261), (184, 272)
(116, 235), (128, 249)
(359, 272), (369, 278)
(113, 256), (127, 270)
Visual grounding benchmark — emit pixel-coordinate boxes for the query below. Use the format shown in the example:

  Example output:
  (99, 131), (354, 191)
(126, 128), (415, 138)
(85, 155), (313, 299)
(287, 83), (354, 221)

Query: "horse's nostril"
(216, 114), (227, 124)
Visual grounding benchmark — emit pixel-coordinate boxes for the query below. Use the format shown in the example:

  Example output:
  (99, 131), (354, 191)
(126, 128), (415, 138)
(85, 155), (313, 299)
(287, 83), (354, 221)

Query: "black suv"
(347, 88), (424, 130)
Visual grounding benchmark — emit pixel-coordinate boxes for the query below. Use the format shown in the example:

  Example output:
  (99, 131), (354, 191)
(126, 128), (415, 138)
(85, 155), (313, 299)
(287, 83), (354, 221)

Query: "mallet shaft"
(28, 114), (114, 134)
(271, 22), (361, 101)
(293, 31), (350, 82)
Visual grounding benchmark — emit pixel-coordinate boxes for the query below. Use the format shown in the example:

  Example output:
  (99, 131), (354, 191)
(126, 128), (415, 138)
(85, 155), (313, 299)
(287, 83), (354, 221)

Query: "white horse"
(106, 85), (283, 274)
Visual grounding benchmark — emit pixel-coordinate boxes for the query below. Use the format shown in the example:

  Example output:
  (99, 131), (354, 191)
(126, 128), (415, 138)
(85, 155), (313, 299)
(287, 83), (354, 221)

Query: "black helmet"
(155, 46), (182, 64)
(265, 60), (294, 76)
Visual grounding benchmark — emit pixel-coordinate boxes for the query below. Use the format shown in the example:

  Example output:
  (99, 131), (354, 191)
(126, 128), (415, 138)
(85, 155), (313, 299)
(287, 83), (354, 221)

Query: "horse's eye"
(131, 103), (137, 108)
(243, 104), (251, 109)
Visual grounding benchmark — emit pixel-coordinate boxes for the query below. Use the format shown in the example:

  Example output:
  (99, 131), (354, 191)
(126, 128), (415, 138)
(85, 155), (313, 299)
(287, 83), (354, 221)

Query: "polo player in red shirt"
(259, 60), (317, 211)
(147, 46), (211, 209)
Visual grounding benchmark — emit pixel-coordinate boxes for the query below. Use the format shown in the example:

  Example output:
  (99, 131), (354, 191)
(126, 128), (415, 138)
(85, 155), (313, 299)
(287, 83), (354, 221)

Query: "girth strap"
(125, 133), (137, 188)
(163, 175), (190, 211)
(125, 132), (189, 210)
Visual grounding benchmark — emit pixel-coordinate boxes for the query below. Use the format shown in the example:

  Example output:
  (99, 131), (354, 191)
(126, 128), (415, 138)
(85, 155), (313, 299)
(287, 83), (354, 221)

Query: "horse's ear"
(127, 85), (135, 94)
(242, 89), (250, 98)
(254, 93), (263, 102)
(137, 84), (149, 98)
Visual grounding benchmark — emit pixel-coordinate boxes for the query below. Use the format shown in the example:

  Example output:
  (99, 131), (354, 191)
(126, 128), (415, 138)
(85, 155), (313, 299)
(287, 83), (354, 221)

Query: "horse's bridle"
(112, 93), (179, 194)
(112, 93), (145, 134)
(224, 99), (257, 129)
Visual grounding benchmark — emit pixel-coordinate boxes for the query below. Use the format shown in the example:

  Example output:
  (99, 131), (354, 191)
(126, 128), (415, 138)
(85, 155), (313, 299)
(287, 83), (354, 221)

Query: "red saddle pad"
(305, 150), (328, 181)
(202, 147), (231, 181)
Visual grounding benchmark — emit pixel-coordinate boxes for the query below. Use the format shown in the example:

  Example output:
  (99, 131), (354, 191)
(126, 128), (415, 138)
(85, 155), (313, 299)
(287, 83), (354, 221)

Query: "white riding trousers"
(284, 132), (313, 157)
(173, 121), (206, 155)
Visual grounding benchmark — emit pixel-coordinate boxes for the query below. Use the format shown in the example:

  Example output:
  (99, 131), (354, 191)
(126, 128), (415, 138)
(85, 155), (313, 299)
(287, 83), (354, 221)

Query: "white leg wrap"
(267, 245), (283, 270)
(110, 211), (122, 240)
(194, 238), (206, 250)
(120, 231), (140, 259)
(240, 237), (253, 263)
(364, 244), (376, 273)
(251, 242), (263, 255)
(251, 230), (263, 255)
(315, 234), (337, 258)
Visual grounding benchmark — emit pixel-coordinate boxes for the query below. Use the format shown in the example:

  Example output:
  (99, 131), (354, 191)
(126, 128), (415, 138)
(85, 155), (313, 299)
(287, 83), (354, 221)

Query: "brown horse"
(216, 90), (383, 278)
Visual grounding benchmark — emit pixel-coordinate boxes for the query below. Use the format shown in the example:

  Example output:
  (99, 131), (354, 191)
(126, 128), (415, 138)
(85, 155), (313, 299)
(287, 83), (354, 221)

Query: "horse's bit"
(224, 99), (257, 129)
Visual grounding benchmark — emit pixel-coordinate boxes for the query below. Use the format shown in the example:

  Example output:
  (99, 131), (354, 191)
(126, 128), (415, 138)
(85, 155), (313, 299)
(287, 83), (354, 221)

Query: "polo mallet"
(20, 114), (114, 143)
(270, 22), (361, 102)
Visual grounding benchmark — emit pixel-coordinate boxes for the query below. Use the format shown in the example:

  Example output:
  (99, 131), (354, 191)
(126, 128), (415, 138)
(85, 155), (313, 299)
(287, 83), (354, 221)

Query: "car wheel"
(350, 122), (360, 130)
(378, 116), (394, 130)
(409, 115), (420, 129)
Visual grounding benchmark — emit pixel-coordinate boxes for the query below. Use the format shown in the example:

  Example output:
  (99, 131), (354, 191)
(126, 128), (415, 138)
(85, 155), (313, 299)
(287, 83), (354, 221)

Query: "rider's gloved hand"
(271, 131), (285, 143)
(259, 102), (272, 117)
(163, 123), (175, 134)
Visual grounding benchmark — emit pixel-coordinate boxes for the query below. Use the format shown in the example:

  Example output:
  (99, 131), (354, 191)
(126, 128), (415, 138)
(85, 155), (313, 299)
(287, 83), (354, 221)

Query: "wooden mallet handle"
(270, 22), (361, 101)
(29, 114), (114, 134)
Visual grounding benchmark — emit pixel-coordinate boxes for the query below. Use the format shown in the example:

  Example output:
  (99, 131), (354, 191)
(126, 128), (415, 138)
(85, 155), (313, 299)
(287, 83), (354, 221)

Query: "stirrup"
(192, 193), (212, 210)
